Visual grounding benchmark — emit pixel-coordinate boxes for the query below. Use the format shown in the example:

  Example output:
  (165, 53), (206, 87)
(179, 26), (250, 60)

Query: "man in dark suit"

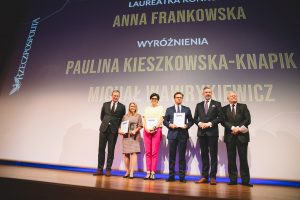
(222, 91), (253, 187)
(163, 92), (194, 183)
(194, 86), (223, 185)
(93, 90), (126, 176)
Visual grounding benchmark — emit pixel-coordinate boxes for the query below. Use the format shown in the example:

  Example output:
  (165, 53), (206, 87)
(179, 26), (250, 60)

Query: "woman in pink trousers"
(143, 93), (164, 180)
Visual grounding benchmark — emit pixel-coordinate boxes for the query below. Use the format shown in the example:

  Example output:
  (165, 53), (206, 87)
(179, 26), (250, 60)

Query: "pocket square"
(212, 105), (216, 107)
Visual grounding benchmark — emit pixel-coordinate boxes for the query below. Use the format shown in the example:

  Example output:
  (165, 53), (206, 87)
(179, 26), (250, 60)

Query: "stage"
(1, 165), (299, 200)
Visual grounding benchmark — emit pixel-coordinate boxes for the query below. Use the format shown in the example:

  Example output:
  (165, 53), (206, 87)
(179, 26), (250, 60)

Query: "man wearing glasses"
(164, 92), (194, 183)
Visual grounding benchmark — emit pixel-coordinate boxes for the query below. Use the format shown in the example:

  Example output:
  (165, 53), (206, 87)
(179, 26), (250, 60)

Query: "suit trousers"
(143, 128), (162, 172)
(226, 136), (250, 183)
(97, 126), (118, 170)
(198, 135), (218, 179)
(168, 134), (187, 179)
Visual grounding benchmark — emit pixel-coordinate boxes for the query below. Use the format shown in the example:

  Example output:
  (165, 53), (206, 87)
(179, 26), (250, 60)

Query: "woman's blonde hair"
(128, 102), (138, 115)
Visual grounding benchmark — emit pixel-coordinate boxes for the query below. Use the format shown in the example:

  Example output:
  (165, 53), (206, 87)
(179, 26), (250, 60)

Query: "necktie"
(231, 104), (236, 119)
(204, 100), (209, 114)
(177, 105), (180, 113)
(111, 102), (116, 113)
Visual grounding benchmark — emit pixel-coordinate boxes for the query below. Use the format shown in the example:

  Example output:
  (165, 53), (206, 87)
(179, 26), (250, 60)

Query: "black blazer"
(99, 101), (126, 133)
(194, 100), (223, 137)
(222, 103), (251, 143)
(163, 105), (194, 140)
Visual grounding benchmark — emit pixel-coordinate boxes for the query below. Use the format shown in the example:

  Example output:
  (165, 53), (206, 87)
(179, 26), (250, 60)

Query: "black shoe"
(228, 181), (238, 185)
(129, 176), (134, 179)
(123, 174), (129, 178)
(166, 177), (175, 182)
(241, 183), (253, 187)
(144, 173), (150, 180)
(179, 179), (187, 183)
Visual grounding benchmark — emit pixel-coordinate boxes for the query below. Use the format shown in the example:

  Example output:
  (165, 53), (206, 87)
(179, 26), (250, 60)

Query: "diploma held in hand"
(120, 120), (129, 134)
(173, 113), (185, 128)
(146, 118), (157, 129)
(240, 125), (249, 133)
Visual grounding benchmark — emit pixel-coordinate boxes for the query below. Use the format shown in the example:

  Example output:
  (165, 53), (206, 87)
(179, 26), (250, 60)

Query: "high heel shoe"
(149, 173), (155, 180)
(129, 172), (134, 179)
(123, 173), (129, 178)
(144, 173), (150, 180)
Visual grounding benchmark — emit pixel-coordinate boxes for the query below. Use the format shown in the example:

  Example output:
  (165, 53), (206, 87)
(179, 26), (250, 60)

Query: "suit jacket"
(99, 101), (126, 133)
(163, 105), (194, 140)
(222, 103), (251, 143)
(194, 99), (223, 137)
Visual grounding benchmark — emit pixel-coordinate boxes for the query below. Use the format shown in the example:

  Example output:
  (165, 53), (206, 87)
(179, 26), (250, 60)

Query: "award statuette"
(129, 123), (137, 139)
(129, 123), (136, 132)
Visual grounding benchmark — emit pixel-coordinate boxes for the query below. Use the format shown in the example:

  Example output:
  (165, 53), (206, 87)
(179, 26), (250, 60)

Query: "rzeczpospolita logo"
(9, 17), (40, 95)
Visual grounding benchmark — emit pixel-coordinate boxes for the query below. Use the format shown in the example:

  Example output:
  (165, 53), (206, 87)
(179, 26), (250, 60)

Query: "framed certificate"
(129, 123), (137, 139)
(173, 113), (185, 127)
(120, 120), (129, 133)
(146, 118), (157, 129)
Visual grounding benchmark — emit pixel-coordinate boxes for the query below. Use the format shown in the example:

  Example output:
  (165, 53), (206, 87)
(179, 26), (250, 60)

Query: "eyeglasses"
(175, 96), (182, 99)
(151, 98), (158, 100)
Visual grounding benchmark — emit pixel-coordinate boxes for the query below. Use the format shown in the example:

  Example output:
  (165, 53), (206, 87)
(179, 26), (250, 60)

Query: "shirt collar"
(205, 99), (211, 103)
(111, 101), (118, 105)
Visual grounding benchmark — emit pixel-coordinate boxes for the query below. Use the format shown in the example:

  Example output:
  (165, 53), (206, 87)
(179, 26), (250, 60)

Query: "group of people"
(93, 86), (253, 187)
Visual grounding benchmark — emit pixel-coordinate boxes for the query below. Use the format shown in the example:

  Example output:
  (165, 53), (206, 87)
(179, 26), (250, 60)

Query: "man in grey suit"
(222, 91), (253, 187)
(93, 90), (126, 176)
(194, 86), (223, 185)
(164, 92), (194, 183)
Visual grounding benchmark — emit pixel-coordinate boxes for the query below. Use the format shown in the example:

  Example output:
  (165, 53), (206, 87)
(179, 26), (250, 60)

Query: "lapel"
(235, 103), (240, 118)
(199, 101), (205, 115)
(173, 105), (177, 114)
(181, 105), (188, 114)
(107, 101), (112, 111)
(180, 105), (185, 113)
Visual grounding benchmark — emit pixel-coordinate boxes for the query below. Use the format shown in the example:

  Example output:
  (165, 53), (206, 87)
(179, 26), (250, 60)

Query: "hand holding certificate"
(146, 118), (157, 130)
(120, 120), (129, 134)
(239, 125), (249, 133)
(173, 113), (185, 128)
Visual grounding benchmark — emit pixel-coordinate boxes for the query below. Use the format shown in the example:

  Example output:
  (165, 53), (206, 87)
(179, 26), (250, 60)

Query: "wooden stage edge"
(1, 165), (300, 200)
